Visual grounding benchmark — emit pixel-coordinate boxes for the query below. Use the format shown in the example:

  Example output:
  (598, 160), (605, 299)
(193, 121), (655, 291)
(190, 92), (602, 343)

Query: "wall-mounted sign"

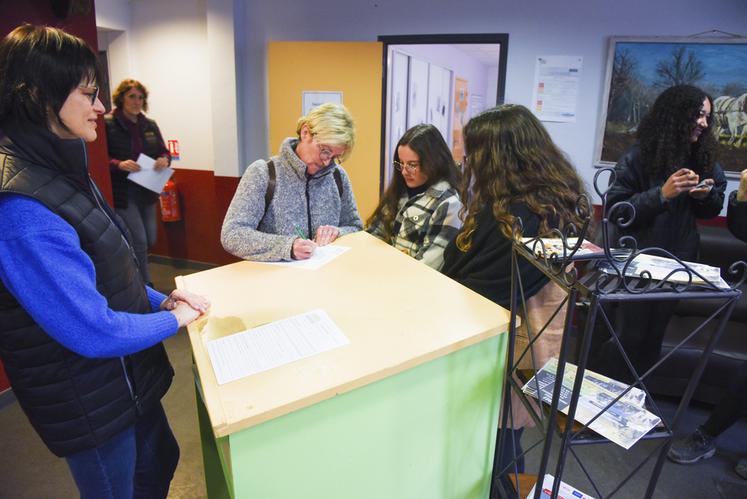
(302, 91), (343, 116)
(531, 55), (583, 123)
(167, 139), (180, 160)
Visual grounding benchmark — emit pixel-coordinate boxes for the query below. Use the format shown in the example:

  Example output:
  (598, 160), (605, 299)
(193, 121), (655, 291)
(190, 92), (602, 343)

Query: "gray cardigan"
(221, 138), (363, 261)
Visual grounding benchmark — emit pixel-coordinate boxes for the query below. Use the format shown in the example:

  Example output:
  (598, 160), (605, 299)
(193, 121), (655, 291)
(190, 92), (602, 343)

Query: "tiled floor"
(1, 257), (746, 498)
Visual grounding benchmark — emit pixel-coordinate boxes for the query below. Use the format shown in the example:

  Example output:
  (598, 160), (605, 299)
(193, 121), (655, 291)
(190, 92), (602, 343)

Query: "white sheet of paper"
(261, 245), (350, 270)
(206, 309), (349, 385)
(127, 153), (174, 193)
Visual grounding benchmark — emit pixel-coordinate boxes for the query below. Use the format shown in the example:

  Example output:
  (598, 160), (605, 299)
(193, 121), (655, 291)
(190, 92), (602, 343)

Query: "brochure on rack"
(522, 237), (604, 261)
(526, 473), (595, 499)
(522, 358), (661, 449)
(596, 252), (728, 289)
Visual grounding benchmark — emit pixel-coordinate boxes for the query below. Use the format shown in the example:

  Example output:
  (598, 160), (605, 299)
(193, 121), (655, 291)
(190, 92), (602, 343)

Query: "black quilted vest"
(104, 111), (164, 209)
(0, 124), (174, 457)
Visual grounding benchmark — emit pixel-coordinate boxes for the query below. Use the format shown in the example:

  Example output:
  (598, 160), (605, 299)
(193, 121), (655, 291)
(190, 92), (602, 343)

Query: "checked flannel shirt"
(368, 180), (463, 270)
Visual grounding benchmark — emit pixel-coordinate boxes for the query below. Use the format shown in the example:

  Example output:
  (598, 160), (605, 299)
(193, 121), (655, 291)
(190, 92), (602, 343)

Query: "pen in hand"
(292, 225), (317, 260)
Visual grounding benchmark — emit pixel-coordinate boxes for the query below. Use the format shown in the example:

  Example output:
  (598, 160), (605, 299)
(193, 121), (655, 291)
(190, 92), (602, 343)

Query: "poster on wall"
(531, 55), (583, 123)
(594, 36), (747, 178)
(302, 91), (343, 116)
(451, 77), (469, 163)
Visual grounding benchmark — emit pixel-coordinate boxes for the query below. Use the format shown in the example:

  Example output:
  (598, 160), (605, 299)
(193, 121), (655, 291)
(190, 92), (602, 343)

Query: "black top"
(442, 204), (549, 308)
(0, 124), (173, 457)
(728, 191), (747, 242)
(607, 145), (726, 260)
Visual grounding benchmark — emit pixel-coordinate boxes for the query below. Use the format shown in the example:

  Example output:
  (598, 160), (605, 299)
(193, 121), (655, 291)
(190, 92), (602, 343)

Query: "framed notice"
(302, 91), (343, 116)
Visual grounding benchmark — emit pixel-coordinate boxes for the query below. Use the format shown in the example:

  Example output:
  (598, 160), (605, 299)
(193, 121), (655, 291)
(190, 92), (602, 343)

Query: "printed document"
(261, 245), (350, 270)
(207, 309), (349, 385)
(527, 474), (595, 499)
(522, 358), (661, 449)
(127, 153), (174, 193)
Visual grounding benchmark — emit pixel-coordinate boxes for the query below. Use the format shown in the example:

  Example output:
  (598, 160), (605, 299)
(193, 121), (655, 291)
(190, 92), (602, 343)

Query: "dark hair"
(456, 104), (587, 250)
(637, 84), (717, 180)
(0, 24), (101, 129)
(365, 124), (460, 239)
(112, 79), (149, 113)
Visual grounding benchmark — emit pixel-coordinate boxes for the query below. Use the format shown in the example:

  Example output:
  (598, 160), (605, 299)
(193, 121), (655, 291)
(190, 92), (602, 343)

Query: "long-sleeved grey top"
(221, 137), (363, 261)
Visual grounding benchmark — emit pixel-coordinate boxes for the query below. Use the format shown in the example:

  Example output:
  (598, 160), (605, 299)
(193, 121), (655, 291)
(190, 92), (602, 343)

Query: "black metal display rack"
(491, 169), (745, 499)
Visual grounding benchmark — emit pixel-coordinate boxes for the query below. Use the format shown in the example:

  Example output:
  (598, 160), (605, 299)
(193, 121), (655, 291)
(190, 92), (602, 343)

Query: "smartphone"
(692, 180), (710, 190)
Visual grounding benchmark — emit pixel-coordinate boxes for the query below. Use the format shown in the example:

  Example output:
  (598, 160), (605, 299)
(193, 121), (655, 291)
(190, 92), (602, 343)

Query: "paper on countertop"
(127, 153), (174, 193)
(206, 309), (349, 385)
(260, 245), (350, 270)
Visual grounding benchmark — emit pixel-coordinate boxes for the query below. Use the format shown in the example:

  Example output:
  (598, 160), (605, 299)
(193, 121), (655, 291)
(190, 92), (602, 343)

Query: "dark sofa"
(647, 224), (747, 404)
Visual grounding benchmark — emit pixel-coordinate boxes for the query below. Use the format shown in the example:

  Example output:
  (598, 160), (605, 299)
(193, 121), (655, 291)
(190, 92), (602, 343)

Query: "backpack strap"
(264, 159), (276, 216)
(333, 168), (343, 197)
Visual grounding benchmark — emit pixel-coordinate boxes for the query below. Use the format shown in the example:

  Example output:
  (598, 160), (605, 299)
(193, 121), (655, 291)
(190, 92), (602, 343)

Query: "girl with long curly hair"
(442, 104), (586, 304)
(592, 84), (727, 384)
(442, 104), (588, 484)
(366, 124), (462, 270)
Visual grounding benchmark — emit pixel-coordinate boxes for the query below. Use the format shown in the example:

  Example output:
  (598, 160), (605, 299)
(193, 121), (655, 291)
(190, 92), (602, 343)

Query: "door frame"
(377, 33), (509, 193)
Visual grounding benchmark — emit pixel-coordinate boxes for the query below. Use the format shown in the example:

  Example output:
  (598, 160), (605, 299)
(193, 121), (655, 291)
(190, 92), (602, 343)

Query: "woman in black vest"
(105, 78), (171, 284)
(0, 25), (208, 498)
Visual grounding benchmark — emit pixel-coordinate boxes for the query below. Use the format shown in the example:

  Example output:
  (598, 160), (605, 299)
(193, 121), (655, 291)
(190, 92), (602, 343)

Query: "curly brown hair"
(455, 104), (587, 251)
(112, 79), (149, 112)
(365, 124), (460, 239)
(637, 84), (717, 181)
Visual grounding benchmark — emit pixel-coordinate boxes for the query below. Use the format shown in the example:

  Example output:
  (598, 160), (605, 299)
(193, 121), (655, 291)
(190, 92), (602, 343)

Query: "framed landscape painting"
(595, 36), (747, 178)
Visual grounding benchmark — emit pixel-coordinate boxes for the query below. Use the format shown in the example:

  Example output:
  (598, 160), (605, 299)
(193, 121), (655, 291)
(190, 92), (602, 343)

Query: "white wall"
(96, 0), (131, 31)
(96, 0), (132, 100)
(128, 0), (214, 171)
(238, 0), (747, 206)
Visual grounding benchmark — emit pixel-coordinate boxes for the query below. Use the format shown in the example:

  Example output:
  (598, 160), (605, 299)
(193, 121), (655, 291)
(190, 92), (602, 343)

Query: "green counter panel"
(198, 333), (506, 498)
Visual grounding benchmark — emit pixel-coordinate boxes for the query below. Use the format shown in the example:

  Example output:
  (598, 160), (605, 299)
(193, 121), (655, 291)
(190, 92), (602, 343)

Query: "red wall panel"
(151, 170), (240, 266)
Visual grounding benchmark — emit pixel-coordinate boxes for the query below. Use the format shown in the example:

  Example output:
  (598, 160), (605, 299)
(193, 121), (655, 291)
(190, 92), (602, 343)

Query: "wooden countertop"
(177, 231), (510, 437)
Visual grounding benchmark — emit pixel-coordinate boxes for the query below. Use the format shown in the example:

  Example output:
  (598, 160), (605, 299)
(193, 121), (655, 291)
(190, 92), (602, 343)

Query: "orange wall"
(268, 41), (383, 220)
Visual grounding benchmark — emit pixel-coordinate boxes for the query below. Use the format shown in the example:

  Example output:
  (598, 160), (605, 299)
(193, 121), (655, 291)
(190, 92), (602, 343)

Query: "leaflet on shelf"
(522, 358), (661, 449)
(596, 252), (728, 288)
(521, 237), (608, 261)
(526, 474), (595, 499)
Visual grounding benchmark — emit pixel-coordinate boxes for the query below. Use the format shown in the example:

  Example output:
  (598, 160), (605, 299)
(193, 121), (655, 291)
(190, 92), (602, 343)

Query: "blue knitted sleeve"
(0, 193), (179, 358)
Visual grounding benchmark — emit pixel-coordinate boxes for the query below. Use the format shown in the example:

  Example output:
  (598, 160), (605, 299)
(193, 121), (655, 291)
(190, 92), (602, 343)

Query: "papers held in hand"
(127, 153), (174, 193)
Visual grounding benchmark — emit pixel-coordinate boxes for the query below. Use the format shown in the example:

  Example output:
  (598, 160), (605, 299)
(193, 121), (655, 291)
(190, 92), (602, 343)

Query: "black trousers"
(703, 360), (747, 437)
(589, 300), (677, 384)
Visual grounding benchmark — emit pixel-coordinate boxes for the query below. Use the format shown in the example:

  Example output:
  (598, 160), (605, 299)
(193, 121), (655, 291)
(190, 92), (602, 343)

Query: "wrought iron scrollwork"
(513, 166), (746, 294)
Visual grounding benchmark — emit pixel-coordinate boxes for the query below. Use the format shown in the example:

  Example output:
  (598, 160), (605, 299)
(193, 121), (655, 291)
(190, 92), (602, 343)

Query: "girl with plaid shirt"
(366, 124), (462, 270)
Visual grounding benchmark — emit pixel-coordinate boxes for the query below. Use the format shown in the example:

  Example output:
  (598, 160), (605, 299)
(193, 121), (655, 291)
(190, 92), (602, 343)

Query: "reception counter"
(176, 231), (510, 498)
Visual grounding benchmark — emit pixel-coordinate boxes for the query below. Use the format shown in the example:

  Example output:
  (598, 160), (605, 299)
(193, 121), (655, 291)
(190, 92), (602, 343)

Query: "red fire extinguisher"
(160, 179), (182, 222)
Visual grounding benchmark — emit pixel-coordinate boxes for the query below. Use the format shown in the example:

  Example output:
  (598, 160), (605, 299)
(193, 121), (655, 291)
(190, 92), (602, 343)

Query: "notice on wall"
(302, 91), (343, 116)
(531, 56), (582, 123)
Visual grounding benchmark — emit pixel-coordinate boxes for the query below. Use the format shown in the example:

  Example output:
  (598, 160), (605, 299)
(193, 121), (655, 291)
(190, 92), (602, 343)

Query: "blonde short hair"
(296, 103), (356, 161)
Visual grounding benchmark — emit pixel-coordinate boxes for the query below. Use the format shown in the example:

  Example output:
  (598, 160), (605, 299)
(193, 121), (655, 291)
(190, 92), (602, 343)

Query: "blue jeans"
(65, 404), (179, 499)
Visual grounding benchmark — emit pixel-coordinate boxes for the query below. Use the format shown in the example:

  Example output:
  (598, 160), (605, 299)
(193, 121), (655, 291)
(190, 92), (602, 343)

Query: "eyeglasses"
(312, 135), (343, 163)
(393, 160), (420, 173)
(78, 85), (99, 105)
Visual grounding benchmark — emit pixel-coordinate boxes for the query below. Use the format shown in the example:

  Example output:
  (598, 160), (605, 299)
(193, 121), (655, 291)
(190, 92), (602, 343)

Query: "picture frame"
(594, 36), (747, 179)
